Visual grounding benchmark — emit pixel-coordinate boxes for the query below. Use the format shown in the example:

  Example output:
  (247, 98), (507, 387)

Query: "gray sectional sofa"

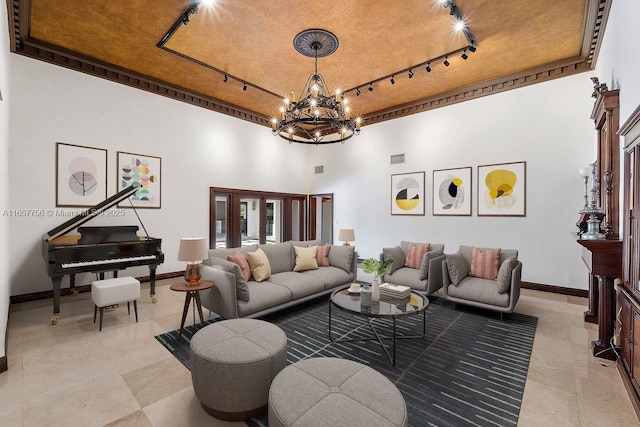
(199, 240), (357, 319)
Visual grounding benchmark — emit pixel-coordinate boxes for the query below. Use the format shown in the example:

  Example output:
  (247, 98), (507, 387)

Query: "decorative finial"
(591, 77), (608, 98)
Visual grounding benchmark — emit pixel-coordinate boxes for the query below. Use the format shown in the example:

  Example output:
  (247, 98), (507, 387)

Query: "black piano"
(42, 185), (164, 325)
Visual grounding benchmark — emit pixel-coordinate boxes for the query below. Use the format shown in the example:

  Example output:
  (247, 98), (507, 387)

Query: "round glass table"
(329, 285), (429, 365)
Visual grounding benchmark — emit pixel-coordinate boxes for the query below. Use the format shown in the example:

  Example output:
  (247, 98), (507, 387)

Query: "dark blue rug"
(155, 295), (537, 427)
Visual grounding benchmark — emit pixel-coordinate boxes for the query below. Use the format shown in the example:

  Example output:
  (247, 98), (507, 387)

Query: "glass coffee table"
(329, 285), (429, 366)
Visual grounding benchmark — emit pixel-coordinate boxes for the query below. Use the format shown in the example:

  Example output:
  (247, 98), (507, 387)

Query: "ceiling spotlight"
(408, 69), (414, 78)
(368, 83), (373, 92)
(461, 49), (468, 60)
(454, 19), (466, 32)
(390, 76), (395, 85)
(243, 83), (247, 91)
(443, 56), (450, 67)
(426, 62), (432, 73)
(356, 87), (361, 96)
(223, 74), (228, 82)
(469, 45), (477, 53)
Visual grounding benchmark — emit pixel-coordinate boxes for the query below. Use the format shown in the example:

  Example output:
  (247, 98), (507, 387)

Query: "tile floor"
(1, 277), (639, 426)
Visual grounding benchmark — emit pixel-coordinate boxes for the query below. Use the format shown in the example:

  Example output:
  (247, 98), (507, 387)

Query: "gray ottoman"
(269, 357), (408, 427)
(190, 318), (287, 421)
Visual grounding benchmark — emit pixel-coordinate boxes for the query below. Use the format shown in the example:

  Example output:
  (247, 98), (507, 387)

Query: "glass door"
(240, 197), (261, 246)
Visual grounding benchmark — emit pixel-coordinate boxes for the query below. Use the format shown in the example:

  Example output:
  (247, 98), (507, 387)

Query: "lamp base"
(184, 263), (201, 285)
(343, 242), (350, 246)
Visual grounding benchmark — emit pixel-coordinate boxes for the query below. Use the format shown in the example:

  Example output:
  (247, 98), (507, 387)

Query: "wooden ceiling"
(8, 0), (610, 127)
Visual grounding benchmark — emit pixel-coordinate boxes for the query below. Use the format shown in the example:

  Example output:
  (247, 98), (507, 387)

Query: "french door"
(210, 188), (306, 248)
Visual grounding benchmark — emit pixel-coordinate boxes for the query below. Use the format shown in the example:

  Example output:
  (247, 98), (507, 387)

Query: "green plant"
(362, 257), (392, 278)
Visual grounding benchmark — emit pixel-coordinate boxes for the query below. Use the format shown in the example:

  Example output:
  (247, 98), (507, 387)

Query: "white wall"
(8, 55), (311, 296)
(310, 73), (596, 289)
(1, 0), (12, 361)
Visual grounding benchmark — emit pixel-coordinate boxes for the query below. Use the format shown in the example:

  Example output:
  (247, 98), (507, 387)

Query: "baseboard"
(521, 281), (588, 298)
(9, 271), (184, 305)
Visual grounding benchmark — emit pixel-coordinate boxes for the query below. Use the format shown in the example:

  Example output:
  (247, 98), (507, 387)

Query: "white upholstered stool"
(91, 276), (140, 331)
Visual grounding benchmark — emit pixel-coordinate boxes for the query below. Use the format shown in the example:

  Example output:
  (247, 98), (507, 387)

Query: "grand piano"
(42, 185), (164, 325)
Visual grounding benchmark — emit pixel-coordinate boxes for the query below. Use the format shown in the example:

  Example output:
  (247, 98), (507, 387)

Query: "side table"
(170, 280), (214, 340)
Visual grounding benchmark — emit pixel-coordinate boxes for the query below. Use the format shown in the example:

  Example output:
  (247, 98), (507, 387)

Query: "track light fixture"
(369, 83), (373, 92)
(390, 76), (395, 85)
(461, 49), (468, 60)
(408, 69), (414, 78)
(223, 74), (228, 82)
(443, 56), (450, 67)
(356, 87), (361, 96)
(426, 62), (432, 73)
(243, 82), (247, 91)
(469, 45), (477, 52)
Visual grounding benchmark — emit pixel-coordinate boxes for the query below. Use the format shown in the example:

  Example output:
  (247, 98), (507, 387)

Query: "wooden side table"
(170, 280), (214, 340)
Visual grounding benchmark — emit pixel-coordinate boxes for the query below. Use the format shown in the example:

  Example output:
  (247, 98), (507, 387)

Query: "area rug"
(155, 296), (537, 427)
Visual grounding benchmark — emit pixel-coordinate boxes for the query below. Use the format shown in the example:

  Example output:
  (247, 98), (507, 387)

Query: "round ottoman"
(190, 318), (287, 421)
(269, 357), (408, 427)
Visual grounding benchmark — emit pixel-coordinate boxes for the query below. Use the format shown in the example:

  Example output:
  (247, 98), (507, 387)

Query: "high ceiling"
(8, 0), (609, 128)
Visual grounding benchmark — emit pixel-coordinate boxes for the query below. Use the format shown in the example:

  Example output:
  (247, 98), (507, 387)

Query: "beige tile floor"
(1, 278), (639, 427)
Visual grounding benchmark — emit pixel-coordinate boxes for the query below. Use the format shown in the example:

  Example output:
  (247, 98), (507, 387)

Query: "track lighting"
(443, 56), (450, 67)
(425, 62), (431, 73)
(408, 69), (414, 78)
(243, 83), (247, 91)
(390, 76), (395, 85)
(461, 49), (468, 60)
(368, 83), (373, 92)
(356, 87), (361, 96)
(223, 74), (228, 82)
(469, 45), (476, 53)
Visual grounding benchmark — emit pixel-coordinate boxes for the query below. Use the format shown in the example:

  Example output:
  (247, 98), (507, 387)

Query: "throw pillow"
(316, 244), (330, 267)
(294, 245), (319, 272)
(405, 242), (430, 269)
(382, 246), (405, 274)
(446, 252), (469, 286)
(227, 251), (251, 281)
(247, 248), (271, 282)
(470, 247), (501, 280)
(497, 256), (518, 293)
(419, 251), (440, 280)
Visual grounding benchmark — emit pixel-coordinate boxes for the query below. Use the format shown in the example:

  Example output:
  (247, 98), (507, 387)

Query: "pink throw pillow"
(316, 244), (330, 267)
(227, 251), (251, 281)
(470, 247), (500, 280)
(405, 242), (430, 269)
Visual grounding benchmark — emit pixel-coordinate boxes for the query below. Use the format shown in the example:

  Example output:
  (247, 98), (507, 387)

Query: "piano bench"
(91, 277), (141, 331)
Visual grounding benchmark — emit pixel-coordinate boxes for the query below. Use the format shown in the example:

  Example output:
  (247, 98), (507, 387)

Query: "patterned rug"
(155, 295), (537, 427)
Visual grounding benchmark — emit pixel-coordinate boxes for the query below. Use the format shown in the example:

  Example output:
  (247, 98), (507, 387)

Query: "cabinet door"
(632, 310), (640, 388)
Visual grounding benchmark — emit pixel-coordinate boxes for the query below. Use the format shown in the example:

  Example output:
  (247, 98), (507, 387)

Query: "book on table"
(379, 283), (411, 298)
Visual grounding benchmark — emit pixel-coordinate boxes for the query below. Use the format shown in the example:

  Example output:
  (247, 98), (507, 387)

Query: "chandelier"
(271, 29), (362, 145)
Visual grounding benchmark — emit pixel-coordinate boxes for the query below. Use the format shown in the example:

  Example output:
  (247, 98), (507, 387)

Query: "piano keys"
(42, 185), (164, 325)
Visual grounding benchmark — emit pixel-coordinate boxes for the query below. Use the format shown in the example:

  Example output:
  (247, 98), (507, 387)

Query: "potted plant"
(362, 258), (392, 301)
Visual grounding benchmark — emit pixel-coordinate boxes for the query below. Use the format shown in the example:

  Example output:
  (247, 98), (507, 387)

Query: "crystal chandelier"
(271, 29), (362, 145)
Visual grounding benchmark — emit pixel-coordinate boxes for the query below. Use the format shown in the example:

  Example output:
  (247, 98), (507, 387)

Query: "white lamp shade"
(338, 228), (355, 242)
(579, 167), (591, 177)
(177, 237), (208, 262)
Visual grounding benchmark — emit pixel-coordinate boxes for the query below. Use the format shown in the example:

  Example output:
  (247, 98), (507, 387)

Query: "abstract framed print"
(117, 151), (161, 208)
(477, 161), (526, 216)
(56, 142), (107, 207)
(432, 166), (472, 216)
(391, 171), (425, 216)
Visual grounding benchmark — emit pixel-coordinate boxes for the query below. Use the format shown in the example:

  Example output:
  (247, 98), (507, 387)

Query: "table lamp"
(177, 237), (208, 284)
(338, 228), (355, 246)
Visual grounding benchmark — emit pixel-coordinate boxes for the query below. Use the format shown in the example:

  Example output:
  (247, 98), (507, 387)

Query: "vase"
(372, 278), (380, 302)
(361, 283), (372, 307)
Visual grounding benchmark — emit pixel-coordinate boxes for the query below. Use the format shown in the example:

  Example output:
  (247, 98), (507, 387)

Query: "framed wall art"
(117, 151), (162, 208)
(432, 166), (472, 216)
(391, 171), (425, 216)
(477, 161), (526, 216)
(56, 142), (107, 207)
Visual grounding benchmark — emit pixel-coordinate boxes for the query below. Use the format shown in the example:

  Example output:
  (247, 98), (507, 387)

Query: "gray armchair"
(379, 241), (446, 295)
(441, 245), (522, 314)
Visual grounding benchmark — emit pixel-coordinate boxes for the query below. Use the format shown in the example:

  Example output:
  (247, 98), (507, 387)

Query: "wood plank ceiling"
(8, 0), (610, 128)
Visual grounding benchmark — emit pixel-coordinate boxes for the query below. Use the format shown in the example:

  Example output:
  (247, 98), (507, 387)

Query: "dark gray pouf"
(269, 357), (408, 427)
(190, 318), (287, 421)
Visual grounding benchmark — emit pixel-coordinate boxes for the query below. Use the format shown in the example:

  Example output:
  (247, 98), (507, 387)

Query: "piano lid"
(43, 185), (139, 242)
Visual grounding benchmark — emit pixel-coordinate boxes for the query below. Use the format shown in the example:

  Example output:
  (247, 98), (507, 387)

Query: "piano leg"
(70, 274), (79, 296)
(149, 264), (158, 304)
(51, 276), (62, 325)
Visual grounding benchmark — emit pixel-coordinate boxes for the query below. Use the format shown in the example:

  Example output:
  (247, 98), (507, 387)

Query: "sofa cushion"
(316, 244), (331, 267)
(419, 252), (441, 280)
(227, 251), (251, 281)
(205, 257), (251, 302)
(497, 256), (518, 294)
(300, 266), (354, 290)
(470, 247), (500, 280)
(268, 272), (326, 299)
(405, 242), (430, 269)
(446, 252), (469, 286)
(385, 267), (427, 292)
(382, 246), (405, 274)
(237, 281), (293, 317)
(259, 242), (294, 274)
(447, 276), (510, 307)
(247, 248), (271, 282)
(328, 245), (355, 273)
(293, 245), (319, 272)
